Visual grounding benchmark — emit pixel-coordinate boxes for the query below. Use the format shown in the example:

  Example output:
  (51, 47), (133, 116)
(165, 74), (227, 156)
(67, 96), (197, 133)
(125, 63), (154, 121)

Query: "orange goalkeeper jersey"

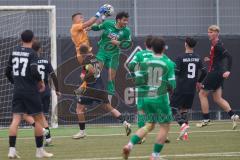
(70, 23), (90, 53)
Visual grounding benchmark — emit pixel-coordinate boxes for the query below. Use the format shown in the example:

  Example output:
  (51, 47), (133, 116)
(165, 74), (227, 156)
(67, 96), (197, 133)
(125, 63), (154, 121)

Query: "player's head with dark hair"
(185, 37), (197, 48)
(32, 40), (42, 52)
(151, 37), (166, 54)
(72, 12), (84, 23)
(21, 30), (34, 43)
(145, 35), (154, 49)
(79, 44), (90, 55)
(116, 11), (129, 20)
(116, 11), (129, 28)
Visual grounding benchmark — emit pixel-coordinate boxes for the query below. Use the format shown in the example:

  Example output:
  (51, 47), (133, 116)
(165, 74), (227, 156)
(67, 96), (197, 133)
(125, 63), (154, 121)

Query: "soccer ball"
(103, 4), (114, 16)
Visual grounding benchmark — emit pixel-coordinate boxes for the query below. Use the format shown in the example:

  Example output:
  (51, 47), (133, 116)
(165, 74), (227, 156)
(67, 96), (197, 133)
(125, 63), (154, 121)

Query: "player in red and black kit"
(5, 30), (53, 158)
(197, 25), (239, 129)
(170, 37), (207, 140)
(72, 45), (131, 139)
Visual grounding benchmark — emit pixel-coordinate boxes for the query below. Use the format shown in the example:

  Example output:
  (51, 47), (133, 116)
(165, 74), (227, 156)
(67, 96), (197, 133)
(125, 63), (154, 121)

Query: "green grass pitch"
(0, 121), (240, 160)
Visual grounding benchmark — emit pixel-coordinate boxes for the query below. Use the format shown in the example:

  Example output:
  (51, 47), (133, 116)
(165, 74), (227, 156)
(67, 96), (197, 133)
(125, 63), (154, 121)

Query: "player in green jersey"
(128, 36), (174, 144)
(91, 11), (131, 96)
(128, 35), (154, 143)
(122, 37), (176, 160)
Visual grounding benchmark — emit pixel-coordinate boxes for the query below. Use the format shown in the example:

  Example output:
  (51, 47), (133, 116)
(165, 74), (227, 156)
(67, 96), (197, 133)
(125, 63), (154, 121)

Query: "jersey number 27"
(12, 57), (28, 77)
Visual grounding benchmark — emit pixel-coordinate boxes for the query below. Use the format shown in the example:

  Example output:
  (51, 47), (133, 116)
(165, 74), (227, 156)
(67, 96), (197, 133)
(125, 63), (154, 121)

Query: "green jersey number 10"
(148, 67), (163, 86)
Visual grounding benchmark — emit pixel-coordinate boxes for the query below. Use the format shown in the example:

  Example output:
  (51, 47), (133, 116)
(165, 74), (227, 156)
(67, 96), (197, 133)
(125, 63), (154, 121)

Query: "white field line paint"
(0, 129), (239, 140)
(0, 120), (235, 130)
(67, 152), (240, 160)
(105, 121), (237, 128)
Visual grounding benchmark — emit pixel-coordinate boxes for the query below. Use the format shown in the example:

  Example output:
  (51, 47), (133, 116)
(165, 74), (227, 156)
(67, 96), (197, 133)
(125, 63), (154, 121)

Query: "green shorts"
(96, 50), (120, 70)
(141, 96), (173, 123)
(135, 87), (149, 111)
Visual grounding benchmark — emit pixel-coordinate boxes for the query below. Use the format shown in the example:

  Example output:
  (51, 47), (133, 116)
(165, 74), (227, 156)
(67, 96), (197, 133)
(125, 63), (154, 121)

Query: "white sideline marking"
(68, 152), (240, 160)
(0, 129), (239, 140)
(0, 120), (235, 130)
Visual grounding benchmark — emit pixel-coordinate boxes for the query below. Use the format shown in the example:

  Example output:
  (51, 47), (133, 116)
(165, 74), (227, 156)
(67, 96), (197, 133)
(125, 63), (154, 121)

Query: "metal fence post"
(216, 0), (220, 26)
(134, 0), (138, 36)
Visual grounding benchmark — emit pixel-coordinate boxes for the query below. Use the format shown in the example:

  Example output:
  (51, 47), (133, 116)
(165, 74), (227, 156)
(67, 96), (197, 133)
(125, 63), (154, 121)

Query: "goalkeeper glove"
(95, 5), (108, 18)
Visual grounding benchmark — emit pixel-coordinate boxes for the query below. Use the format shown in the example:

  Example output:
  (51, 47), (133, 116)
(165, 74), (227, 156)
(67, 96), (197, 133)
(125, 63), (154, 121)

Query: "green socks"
(130, 135), (141, 145)
(153, 143), (164, 153)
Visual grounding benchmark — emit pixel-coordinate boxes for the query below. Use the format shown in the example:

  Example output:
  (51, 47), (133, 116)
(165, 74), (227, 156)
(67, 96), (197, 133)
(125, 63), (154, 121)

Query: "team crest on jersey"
(108, 33), (119, 40)
(119, 31), (123, 36)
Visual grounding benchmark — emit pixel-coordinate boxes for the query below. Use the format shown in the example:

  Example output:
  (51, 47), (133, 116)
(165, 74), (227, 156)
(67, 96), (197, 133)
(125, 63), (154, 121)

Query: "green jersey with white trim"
(128, 49), (153, 86)
(91, 20), (131, 54)
(128, 51), (175, 98)
(138, 54), (176, 98)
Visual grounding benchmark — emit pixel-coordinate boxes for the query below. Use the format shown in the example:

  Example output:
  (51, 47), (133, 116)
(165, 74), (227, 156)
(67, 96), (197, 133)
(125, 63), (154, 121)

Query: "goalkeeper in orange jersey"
(70, 5), (109, 64)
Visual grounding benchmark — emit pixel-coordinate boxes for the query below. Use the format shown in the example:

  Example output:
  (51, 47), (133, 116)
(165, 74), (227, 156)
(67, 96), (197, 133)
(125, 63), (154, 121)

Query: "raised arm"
(82, 6), (108, 29)
(91, 21), (106, 31)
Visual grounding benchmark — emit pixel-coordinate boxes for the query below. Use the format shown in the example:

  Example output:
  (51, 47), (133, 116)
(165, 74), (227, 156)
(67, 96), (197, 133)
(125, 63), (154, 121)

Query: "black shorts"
(170, 92), (195, 109)
(202, 71), (224, 91)
(12, 92), (43, 115)
(41, 95), (50, 114)
(78, 78), (109, 105)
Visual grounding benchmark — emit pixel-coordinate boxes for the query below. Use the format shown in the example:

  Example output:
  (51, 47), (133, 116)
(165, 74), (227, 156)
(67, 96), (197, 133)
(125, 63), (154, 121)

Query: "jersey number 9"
(187, 63), (196, 79)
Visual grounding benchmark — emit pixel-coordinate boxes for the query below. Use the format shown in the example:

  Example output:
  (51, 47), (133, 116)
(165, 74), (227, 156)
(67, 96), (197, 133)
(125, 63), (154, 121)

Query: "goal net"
(0, 6), (57, 128)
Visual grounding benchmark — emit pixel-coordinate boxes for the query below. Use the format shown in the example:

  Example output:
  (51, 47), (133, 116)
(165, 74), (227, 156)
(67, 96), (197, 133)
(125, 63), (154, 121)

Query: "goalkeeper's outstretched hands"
(95, 5), (108, 18)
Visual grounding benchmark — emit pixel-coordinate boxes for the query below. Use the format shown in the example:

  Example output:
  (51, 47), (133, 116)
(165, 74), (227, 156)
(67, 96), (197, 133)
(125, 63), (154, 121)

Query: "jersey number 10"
(148, 67), (163, 86)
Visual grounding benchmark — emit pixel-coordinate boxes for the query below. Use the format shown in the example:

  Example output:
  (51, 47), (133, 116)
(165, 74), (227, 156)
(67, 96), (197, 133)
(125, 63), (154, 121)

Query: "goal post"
(0, 6), (58, 128)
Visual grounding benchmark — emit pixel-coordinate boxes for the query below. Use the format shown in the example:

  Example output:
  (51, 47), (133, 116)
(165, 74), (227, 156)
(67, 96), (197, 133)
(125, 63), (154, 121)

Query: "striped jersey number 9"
(187, 63), (196, 78)
(148, 67), (163, 86)
(12, 57), (28, 76)
(38, 65), (45, 80)
(93, 63), (101, 78)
